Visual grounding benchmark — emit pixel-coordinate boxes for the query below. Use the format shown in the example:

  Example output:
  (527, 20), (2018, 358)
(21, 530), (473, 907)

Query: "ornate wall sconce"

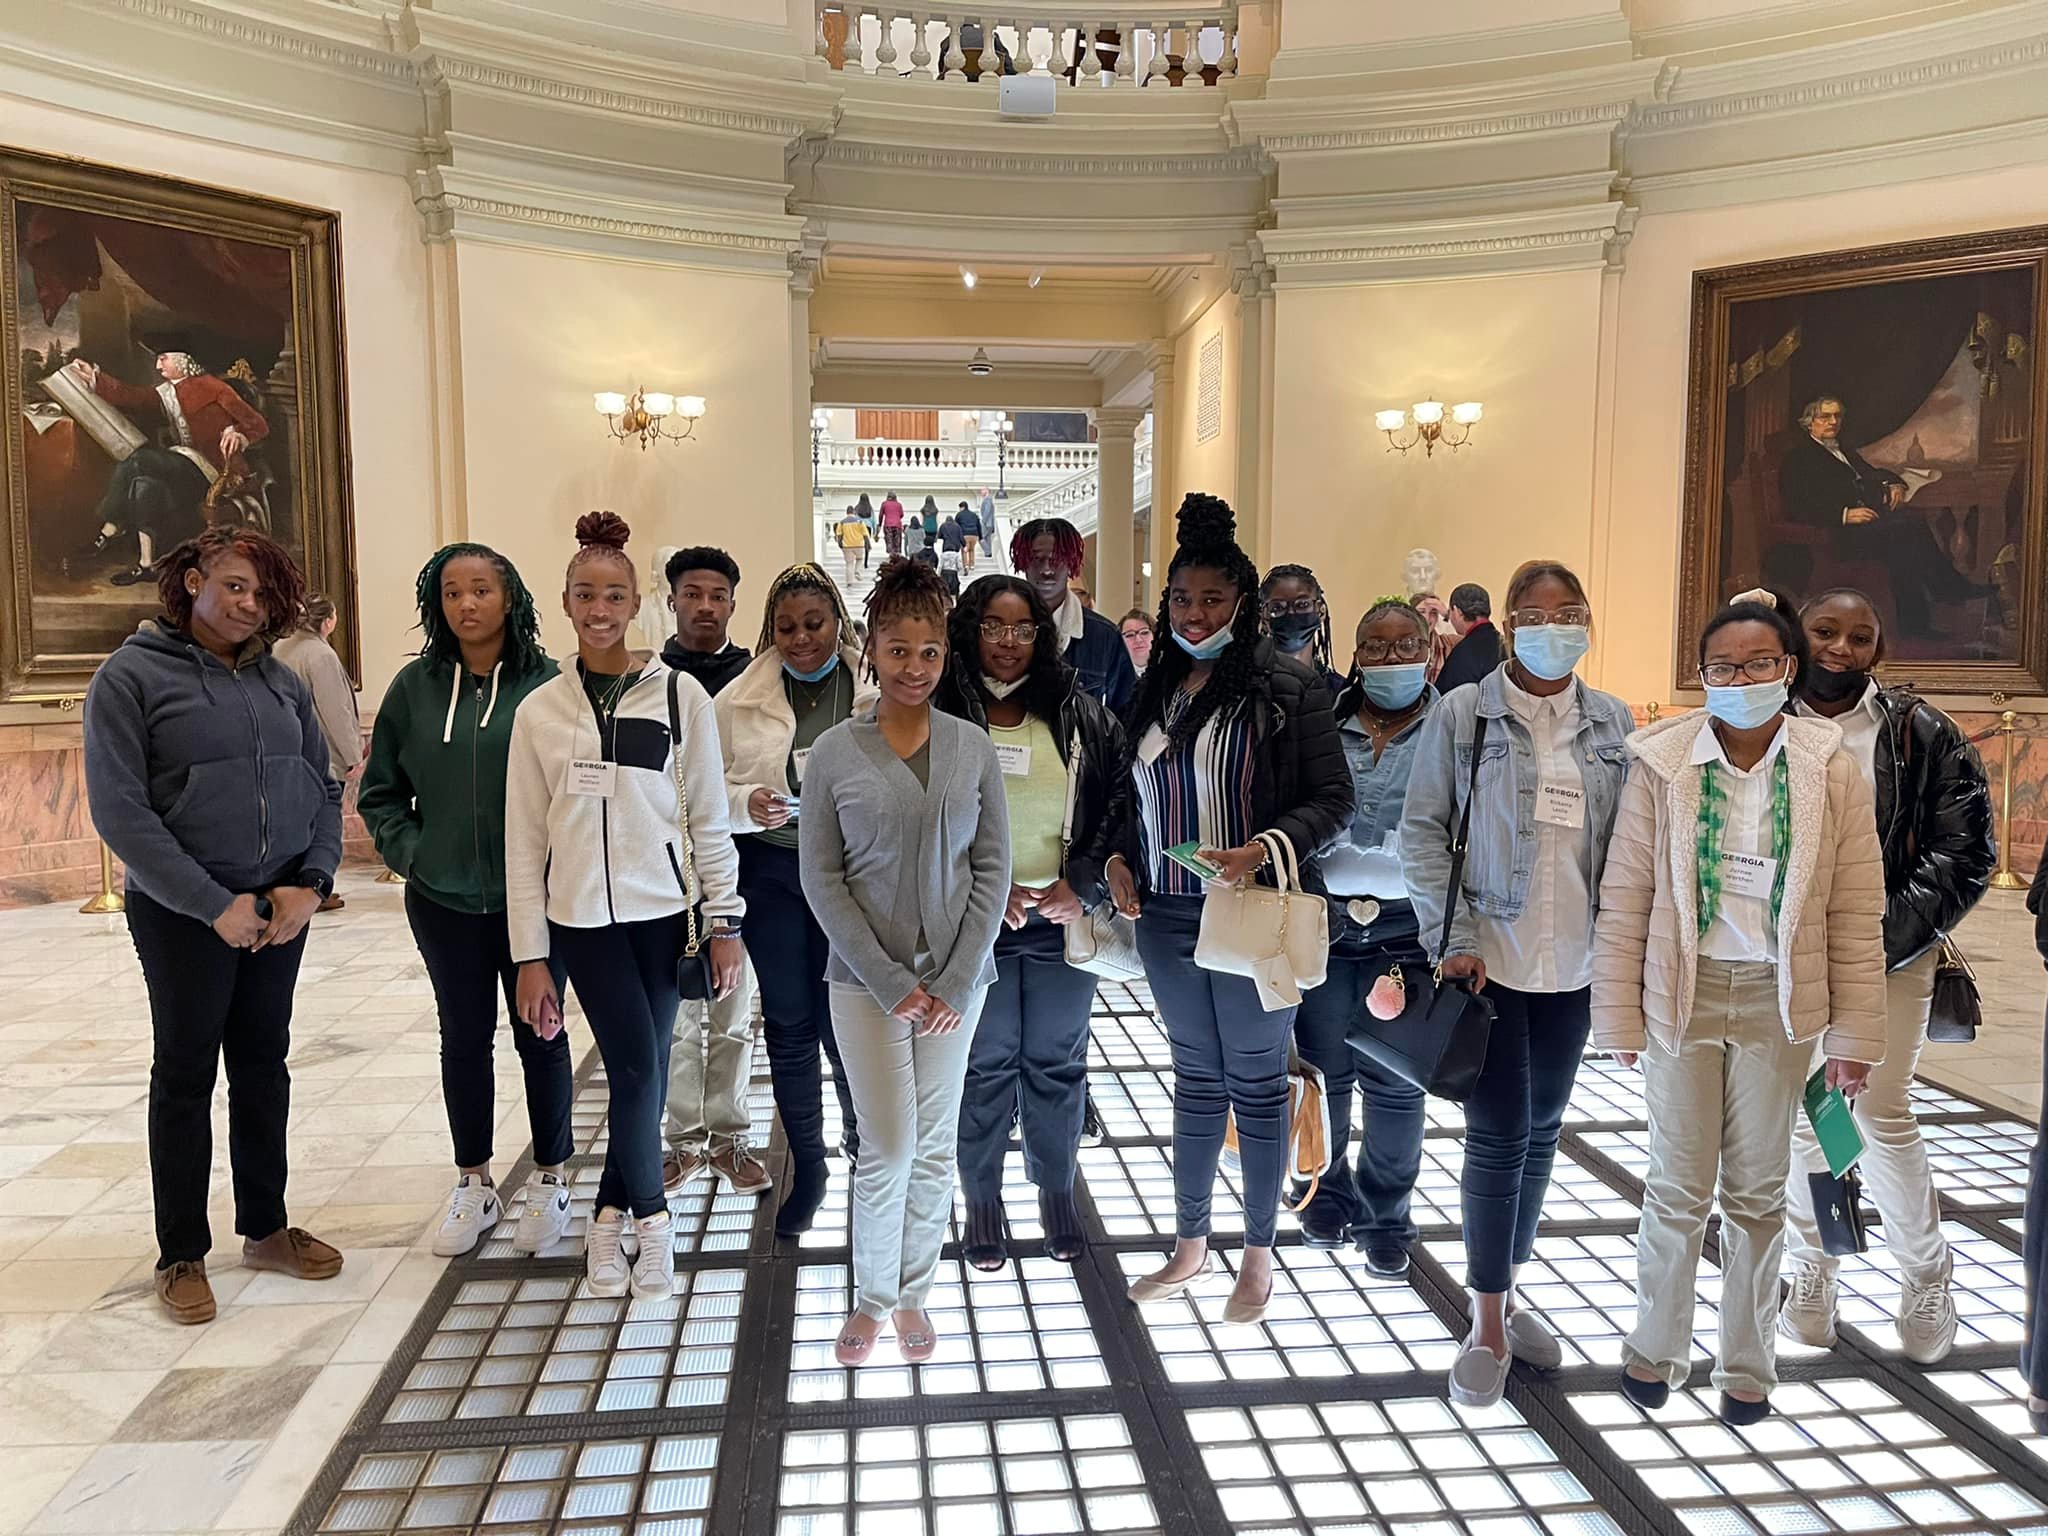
(595, 389), (706, 449)
(1376, 398), (1482, 456)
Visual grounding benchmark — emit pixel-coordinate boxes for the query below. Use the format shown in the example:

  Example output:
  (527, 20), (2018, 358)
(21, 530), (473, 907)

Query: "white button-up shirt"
(1693, 720), (1788, 965)
(1796, 678), (1883, 800)
(1478, 673), (1593, 993)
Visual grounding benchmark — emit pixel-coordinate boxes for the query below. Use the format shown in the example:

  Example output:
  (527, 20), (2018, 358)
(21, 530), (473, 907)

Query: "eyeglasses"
(1357, 635), (1429, 664)
(1699, 656), (1789, 688)
(979, 620), (1039, 645)
(1120, 627), (1151, 641)
(1508, 606), (1591, 628)
(1262, 596), (1322, 618)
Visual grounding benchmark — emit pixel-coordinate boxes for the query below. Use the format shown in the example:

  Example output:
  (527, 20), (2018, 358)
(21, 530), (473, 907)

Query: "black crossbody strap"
(1438, 712), (1487, 970)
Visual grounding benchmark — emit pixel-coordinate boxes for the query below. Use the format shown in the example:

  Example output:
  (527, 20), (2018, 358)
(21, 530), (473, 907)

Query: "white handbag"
(1054, 726), (1145, 982)
(1194, 830), (1329, 1012)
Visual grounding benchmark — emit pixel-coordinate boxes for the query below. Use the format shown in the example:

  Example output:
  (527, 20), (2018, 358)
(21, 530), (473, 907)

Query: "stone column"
(1146, 340), (1178, 596)
(1093, 407), (1145, 615)
(1231, 249), (1275, 565)
(790, 233), (825, 567)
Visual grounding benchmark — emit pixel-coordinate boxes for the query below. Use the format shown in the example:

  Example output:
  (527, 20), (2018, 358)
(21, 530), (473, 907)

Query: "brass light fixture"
(1376, 397), (1483, 456)
(595, 388), (706, 449)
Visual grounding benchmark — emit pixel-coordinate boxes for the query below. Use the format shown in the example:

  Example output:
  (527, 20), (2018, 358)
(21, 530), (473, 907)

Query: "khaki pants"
(1627, 960), (1809, 1399)
(667, 956), (755, 1151)
(1785, 950), (1947, 1289)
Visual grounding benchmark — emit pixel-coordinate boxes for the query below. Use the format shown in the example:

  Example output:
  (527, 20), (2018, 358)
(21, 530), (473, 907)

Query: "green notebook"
(1803, 1068), (1866, 1178)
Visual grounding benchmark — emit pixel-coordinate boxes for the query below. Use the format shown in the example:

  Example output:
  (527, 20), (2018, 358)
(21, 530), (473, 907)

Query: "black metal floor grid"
(287, 981), (2048, 1536)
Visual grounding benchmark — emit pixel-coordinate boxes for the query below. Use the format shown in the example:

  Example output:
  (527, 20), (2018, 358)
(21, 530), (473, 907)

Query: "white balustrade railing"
(816, 5), (1239, 86)
(1002, 441), (1098, 474)
(825, 438), (982, 473)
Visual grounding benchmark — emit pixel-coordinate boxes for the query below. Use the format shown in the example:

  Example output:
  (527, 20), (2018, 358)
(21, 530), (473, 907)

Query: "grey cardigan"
(799, 708), (1011, 1010)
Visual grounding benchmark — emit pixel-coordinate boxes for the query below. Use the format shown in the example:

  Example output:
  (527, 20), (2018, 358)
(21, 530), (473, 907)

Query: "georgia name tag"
(791, 747), (812, 787)
(994, 741), (1032, 777)
(1720, 851), (1778, 900)
(569, 758), (616, 798)
(1535, 781), (1586, 828)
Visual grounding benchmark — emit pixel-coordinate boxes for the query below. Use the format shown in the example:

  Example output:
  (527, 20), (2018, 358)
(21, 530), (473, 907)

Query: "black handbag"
(1346, 715), (1496, 1101)
(1808, 1167), (1869, 1256)
(1926, 935), (1980, 1043)
(666, 671), (715, 1003)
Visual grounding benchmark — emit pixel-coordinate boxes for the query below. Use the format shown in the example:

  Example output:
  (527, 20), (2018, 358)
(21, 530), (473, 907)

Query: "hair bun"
(1175, 492), (1237, 549)
(574, 510), (631, 550)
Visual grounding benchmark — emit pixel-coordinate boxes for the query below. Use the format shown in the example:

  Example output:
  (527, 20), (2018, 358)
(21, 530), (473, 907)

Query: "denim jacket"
(1400, 666), (1632, 961)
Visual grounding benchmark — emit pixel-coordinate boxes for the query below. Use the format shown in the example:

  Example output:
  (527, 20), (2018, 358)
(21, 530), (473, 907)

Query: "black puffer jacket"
(2027, 834), (2047, 966)
(1114, 638), (1354, 897)
(942, 671), (1130, 905)
(1870, 688), (1996, 969)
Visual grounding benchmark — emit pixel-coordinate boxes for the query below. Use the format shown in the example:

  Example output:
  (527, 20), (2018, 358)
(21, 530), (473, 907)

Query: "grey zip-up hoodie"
(84, 621), (344, 925)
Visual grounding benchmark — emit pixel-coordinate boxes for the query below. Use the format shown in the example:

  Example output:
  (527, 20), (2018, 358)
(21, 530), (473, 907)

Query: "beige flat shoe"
(1127, 1257), (1213, 1304)
(1220, 1273), (1273, 1325)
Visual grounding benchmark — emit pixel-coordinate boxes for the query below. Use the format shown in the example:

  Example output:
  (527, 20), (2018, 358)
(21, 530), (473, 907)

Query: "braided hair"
(864, 555), (952, 642)
(157, 526), (306, 643)
(1260, 561), (1334, 675)
(1127, 493), (1264, 752)
(414, 542), (548, 677)
(1355, 594), (1428, 639)
(1008, 517), (1085, 579)
(566, 510), (633, 583)
(754, 562), (854, 656)
(936, 575), (1069, 726)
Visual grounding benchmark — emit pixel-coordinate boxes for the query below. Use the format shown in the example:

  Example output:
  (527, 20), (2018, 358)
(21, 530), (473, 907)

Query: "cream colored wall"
(1175, 291), (1241, 516)
(1268, 269), (1605, 656)
(451, 243), (800, 659)
(0, 93), (439, 713)
(1278, 0), (1617, 51)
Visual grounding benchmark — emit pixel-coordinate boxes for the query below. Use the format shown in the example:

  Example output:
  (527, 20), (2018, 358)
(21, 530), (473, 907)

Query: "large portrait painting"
(1679, 225), (2048, 695)
(1, 149), (354, 702)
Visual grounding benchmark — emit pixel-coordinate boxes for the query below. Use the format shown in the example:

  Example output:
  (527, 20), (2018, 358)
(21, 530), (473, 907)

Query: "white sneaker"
(1897, 1273), (1959, 1364)
(431, 1174), (500, 1257)
(1778, 1262), (1839, 1348)
(630, 1211), (675, 1299)
(512, 1172), (572, 1255)
(586, 1205), (631, 1296)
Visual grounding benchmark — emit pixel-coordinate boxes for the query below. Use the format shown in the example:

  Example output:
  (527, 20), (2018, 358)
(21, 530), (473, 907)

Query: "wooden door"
(856, 409), (939, 440)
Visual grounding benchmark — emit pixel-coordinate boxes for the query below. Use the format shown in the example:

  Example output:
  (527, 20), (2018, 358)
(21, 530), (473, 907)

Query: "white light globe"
(1412, 399), (1445, 426)
(594, 391), (627, 415)
(1452, 401), (1483, 425)
(1374, 409), (1408, 432)
(641, 392), (675, 418)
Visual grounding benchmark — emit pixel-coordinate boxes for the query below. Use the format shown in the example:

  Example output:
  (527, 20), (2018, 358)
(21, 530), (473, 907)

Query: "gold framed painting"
(2, 148), (355, 703)
(1678, 224), (2048, 696)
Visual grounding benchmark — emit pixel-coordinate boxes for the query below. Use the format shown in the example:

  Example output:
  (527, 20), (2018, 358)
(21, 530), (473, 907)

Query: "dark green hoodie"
(358, 653), (559, 914)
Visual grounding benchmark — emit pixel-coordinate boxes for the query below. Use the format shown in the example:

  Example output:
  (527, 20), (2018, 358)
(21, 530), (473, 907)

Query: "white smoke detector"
(967, 348), (994, 377)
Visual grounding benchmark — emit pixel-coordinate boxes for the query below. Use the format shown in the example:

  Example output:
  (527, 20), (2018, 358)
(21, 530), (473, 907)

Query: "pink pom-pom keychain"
(1366, 966), (1407, 1020)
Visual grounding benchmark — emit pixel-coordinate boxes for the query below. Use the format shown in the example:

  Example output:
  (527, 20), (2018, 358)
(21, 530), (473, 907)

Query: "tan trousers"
(1627, 960), (1809, 1399)
(1785, 950), (1947, 1289)
(667, 956), (755, 1151)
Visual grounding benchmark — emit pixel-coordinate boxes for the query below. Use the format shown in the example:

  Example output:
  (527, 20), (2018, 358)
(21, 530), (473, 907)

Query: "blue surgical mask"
(1172, 613), (1240, 661)
(1704, 679), (1789, 730)
(1358, 663), (1428, 712)
(1512, 623), (1590, 681)
(782, 653), (839, 684)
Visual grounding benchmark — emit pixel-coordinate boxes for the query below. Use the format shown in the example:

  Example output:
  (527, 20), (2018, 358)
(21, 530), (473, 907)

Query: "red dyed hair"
(156, 527), (308, 643)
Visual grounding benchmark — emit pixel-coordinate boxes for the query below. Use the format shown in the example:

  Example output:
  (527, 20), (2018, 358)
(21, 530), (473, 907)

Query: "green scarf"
(1696, 751), (1790, 936)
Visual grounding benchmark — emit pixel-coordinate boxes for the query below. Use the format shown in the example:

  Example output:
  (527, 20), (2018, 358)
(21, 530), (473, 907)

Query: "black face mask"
(1269, 613), (1322, 653)
(1804, 663), (1870, 703)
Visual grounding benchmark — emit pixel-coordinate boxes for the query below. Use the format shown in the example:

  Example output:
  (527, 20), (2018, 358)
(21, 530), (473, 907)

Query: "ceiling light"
(960, 266), (977, 289)
(1375, 393), (1483, 457)
(967, 348), (993, 377)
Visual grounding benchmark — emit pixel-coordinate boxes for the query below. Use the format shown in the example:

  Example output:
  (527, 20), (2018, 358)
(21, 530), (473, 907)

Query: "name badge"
(995, 741), (1032, 777)
(1721, 851), (1778, 900)
(1535, 781), (1586, 828)
(569, 758), (616, 798)
(792, 747), (812, 787)
(1136, 726), (1168, 766)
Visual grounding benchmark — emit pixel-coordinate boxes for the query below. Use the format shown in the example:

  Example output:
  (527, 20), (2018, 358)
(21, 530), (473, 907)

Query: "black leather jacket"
(1868, 687), (1995, 969)
(1112, 639), (1355, 897)
(2028, 834), (2047, 965)
(940, 671), (1130, 905)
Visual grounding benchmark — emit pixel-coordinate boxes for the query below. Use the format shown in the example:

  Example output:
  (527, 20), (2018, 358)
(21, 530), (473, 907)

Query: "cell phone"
(254, 896), (274, 921)
(1165, 841), (1224, 881)
(779, 795), (800, 816)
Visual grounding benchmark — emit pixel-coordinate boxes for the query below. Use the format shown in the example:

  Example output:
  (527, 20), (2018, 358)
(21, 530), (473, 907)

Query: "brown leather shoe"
(318, 893), (346, 912)
(708, 1134), (772, 1196)
(663, 1145), (706, 1196)
(155, 1260), (216, 1325)
(241, 1226), (344, 1280)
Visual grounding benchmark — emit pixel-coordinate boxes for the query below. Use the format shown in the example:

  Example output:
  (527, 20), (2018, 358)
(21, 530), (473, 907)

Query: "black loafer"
(1298, 1207), (1349, 1251)
(1718, 1392), (1770, 1426)
(1359, 1243), (1410, 1280)
(1620, 1371), (1669, 1410)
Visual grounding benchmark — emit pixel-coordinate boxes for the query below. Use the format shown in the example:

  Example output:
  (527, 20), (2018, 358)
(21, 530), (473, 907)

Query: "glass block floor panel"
(1085, 1012), (1174, 1071)
(1570, 1377), (2048, 1535)
(1925, 1367), (2048, 1465)
(576, 1079), (777, 1159)
(321, 1433), (721, 1534)
(475, 1166), (761, 1262)
(1832, 1223), (2026, 1353)
(775, 1413), (1160, 1536)
(1181, 1396), (1626, 1534)
(1114, 1246), (1457, 1383)
(788, 1257), (1109, 1403)
(383, 1270), (747, 1423)
(1085, 1068), (1176, 1141)
(1919, 1120), (2033, 1208)
(1566, 1056), (1650, 1126)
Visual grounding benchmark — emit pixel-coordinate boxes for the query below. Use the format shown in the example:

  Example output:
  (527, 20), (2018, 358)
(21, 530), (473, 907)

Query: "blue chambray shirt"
(1323, 684), (1438, 898)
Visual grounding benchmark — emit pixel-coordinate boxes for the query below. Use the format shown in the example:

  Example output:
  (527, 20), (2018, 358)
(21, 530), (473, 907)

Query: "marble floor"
(0, 881), (2039, 1535)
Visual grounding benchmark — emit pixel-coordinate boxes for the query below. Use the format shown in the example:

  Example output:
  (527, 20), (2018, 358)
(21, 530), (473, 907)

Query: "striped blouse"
(1134, 687), (1258, 896)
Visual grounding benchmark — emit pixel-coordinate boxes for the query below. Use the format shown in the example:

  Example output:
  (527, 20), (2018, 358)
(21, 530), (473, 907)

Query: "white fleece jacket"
(714, 647), (879, 832)
(505, 661), (742, 963)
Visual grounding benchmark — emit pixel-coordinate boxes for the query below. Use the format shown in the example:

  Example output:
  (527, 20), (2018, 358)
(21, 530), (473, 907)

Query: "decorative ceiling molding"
(1258, 203), (1631, 286)
(1250, 98), (1638, 156)
(107, 0), (411, 79)
(816, 140), (1264, 180)
(419, 54), (830, 142)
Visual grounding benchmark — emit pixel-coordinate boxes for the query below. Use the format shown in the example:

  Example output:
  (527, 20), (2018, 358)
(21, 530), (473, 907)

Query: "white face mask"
(981, 675), (1026, 700)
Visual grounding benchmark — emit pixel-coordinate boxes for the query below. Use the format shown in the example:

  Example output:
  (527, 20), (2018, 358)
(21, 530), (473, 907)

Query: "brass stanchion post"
(1991, 708), (2027, 890)
(79, 837), (124, 914)
(375, 867), (405, 886)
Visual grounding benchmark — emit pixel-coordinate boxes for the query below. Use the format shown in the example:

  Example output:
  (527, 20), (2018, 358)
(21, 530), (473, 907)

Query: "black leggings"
(551, 914), (683, 1218)
(406, 886), (573, 1170)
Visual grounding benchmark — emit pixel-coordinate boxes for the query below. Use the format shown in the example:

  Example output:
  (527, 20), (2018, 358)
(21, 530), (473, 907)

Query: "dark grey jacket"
(84, 622), (343, 924)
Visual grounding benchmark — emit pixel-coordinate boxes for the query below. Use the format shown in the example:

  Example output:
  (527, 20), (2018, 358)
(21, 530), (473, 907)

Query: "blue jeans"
(1461, 981), (1590, 1293)
(1136, 895), (1296, 1248)
(957, 913), (1098, 1202)
(2025, 1001), (2048, 1398)
(1291, 900), (1427, 1246)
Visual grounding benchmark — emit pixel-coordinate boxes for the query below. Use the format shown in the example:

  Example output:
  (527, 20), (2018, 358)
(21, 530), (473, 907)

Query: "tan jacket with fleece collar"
(1590, 710), (1887, 1065)
(714, 646), (880, 832)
